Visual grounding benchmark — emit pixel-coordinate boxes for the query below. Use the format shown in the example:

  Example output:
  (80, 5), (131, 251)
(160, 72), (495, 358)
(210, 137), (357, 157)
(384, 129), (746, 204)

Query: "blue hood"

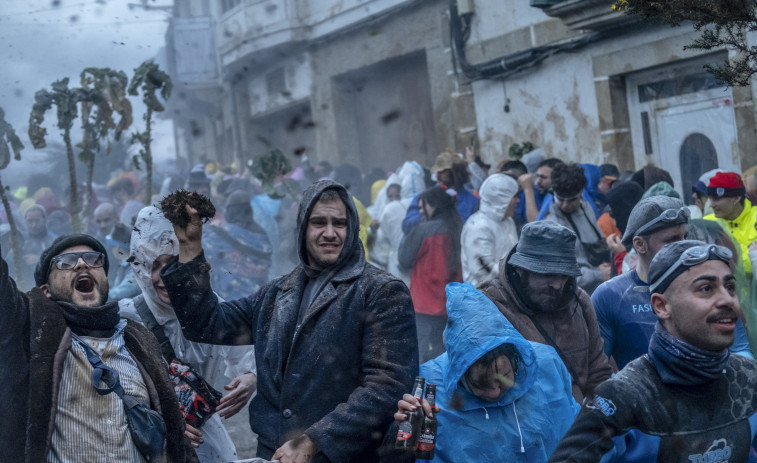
(442, 282), (537, 410)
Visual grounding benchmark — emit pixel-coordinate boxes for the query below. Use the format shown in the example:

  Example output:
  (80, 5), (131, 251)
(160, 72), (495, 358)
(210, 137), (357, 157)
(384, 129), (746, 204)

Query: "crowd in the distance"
(4, 149), (757, 463)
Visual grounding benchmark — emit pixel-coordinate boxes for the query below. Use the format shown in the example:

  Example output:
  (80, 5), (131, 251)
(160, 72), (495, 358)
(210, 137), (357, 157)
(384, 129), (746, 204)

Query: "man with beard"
(160, 180), (418, 463)
(549, 240), (757, 462)
(479, 221), (613, 402)
(0, 233), (194, 462)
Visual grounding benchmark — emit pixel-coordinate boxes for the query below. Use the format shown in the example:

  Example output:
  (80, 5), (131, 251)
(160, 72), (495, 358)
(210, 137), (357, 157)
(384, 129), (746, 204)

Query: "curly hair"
(551, 163), (587, 198)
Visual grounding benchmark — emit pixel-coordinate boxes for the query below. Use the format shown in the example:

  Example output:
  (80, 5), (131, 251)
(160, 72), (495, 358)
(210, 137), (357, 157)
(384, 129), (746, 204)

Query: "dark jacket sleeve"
(160, 251), (259, 345)
(401, 194), (421, 235)
(0, 242), (29, 338)
(547, 403), (621, 462)
(548, 382), (630, 463)
(305, 279), (419, 463)
(397, 222), (425, 272)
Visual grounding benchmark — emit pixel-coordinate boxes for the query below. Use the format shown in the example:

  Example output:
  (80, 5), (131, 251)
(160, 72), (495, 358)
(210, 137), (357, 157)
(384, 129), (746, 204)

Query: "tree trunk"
(63, 127), (81, 233)
(143, 108), (153, 205)
(0, 177), (25, 289)
(80, 156), (95, 234)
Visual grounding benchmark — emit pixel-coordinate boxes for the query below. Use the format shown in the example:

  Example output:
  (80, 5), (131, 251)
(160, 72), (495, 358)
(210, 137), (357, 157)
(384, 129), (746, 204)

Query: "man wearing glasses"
(0, 234), (193, 462)
(549, 241), (757, 462)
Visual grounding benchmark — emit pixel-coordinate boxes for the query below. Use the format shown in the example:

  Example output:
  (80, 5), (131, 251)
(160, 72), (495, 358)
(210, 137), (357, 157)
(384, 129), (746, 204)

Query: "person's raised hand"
(606, 233), (625, 254)
(173, 204), (203, 263)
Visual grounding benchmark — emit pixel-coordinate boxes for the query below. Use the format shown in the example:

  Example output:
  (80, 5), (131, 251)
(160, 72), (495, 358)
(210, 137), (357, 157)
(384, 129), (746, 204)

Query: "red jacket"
(399, 219), (462, 315)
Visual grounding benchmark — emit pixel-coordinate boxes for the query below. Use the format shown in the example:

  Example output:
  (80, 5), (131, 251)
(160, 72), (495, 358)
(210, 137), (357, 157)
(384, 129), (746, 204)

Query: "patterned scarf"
(648, 322), (729, 385)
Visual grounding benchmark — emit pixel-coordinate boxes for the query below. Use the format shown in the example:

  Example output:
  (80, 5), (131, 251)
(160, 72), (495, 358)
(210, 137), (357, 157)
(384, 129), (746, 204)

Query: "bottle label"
(417, 428), (435, 449)
(396, 429), (413, 441)
(418, 441), (435, 452)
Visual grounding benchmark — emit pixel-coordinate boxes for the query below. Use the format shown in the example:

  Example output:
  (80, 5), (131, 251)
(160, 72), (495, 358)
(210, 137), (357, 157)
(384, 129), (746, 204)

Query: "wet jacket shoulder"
(478, 262), (612, 403)
(549, 354), (757, 463)
(162, 180), (418, 463)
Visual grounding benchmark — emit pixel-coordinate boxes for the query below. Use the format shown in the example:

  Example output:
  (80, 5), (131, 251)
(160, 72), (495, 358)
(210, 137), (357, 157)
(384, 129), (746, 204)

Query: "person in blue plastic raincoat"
(394, 282), (580, 462)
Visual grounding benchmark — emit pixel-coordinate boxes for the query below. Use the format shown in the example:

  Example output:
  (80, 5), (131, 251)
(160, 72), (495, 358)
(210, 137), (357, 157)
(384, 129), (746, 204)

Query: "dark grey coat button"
(282, 409), (293, 419)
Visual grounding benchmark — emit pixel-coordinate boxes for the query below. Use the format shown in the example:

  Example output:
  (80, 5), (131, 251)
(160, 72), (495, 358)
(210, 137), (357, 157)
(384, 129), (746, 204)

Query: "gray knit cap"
(621, 196), (688, 248)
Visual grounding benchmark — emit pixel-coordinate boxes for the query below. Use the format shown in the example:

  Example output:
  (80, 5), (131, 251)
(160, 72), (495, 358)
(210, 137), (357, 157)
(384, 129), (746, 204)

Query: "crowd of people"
(4, 148), (757, 462)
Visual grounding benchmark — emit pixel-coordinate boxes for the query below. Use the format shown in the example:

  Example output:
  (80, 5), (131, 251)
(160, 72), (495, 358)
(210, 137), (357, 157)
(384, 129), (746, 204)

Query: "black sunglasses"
(50, 251), (105, 271)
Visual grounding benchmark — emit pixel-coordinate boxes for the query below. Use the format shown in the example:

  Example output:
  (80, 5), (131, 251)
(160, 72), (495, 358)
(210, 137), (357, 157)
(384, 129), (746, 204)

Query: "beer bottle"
(395, 377), (425, 450)
(415, 384), (437, 460)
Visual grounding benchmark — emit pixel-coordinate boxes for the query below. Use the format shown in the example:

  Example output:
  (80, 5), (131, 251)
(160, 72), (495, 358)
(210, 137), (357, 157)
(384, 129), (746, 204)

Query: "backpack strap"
(132, 295), (177, 363)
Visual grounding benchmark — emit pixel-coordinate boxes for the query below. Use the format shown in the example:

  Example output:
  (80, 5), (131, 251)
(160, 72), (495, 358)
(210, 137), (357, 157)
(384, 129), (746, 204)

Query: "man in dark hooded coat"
(161, 180), (418, 463)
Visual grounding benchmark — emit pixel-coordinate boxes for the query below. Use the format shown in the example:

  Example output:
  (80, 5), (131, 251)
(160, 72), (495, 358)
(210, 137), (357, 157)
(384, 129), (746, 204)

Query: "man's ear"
(632, 236), (647, 255)
(651, 292), (670, 320)
(39, 283), (51, 298)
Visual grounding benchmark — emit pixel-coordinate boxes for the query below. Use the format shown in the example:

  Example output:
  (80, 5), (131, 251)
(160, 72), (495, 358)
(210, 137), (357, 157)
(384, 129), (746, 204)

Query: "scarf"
(56, 300), (120, 337)
(648, 322), (729, 386)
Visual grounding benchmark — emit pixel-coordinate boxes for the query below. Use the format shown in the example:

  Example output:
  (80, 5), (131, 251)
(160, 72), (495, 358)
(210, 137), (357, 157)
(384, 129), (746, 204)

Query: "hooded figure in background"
(160, 180), (418, 463)
(372, 161), (425, 283)
(407, 283), (579, 462)
(119, 206), (257, 463)
(461, 173), (519, 287)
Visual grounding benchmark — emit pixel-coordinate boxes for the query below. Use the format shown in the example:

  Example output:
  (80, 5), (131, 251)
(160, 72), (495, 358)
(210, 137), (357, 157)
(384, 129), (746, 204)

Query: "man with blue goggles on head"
(551, 240), (757, 463)
(593, 196), (751, 371)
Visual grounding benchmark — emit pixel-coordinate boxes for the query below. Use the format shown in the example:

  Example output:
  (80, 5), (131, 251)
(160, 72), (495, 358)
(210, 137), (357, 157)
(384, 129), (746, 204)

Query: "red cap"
(707, 172), (745, 198)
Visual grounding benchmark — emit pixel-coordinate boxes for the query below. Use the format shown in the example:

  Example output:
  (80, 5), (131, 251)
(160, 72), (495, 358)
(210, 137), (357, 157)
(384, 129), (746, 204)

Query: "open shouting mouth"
(74, 274), (95, 294)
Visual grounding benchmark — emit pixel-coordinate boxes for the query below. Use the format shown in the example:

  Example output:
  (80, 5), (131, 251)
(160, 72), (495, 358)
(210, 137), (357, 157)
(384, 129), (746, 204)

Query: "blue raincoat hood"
(420, 283), (580, 462)
(442, 282), (536, 409)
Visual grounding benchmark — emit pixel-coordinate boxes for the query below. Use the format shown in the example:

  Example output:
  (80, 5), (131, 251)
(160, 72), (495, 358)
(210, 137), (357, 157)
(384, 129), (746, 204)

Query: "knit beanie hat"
(35, 234), (109, 286)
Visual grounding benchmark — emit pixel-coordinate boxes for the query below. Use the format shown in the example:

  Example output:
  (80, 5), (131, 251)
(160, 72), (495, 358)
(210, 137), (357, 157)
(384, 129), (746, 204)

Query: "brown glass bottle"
(415, 384), (437, 460)
(395, 377), (425, 450)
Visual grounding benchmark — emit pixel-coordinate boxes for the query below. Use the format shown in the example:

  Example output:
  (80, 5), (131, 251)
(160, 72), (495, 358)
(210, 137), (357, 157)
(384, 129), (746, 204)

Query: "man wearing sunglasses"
(550, 240), (757, 462)
(0, 233), (194, 462)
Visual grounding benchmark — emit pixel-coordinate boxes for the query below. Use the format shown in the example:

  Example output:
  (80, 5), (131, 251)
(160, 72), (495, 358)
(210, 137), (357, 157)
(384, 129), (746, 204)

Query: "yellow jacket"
(704, 198), (757, 276)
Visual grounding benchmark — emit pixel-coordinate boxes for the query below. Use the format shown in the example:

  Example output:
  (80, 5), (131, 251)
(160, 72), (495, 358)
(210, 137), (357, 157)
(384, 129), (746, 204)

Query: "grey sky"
(0, 0), (175, 186)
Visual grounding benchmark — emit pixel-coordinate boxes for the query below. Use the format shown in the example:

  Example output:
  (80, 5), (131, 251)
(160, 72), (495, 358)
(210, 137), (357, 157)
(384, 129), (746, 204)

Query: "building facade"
(166, 0), (757, 201)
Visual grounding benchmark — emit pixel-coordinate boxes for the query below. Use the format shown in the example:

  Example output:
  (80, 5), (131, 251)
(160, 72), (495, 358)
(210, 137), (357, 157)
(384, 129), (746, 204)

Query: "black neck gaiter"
(56, 300), (120, 337)
(648, 322), (729, 386)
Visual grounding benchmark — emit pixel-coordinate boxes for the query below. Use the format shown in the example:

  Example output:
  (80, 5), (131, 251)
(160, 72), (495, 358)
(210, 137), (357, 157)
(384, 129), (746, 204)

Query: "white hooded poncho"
(118, 206), (256, 463)
(461, 173), (519, 287)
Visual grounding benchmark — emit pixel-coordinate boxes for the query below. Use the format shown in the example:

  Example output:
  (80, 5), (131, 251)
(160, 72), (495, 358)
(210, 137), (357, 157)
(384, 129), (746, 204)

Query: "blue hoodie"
(418, 282), (580, 462)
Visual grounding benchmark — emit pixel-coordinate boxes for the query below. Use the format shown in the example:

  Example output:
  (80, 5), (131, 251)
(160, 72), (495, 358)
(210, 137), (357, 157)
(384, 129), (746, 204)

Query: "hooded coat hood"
(419, 282), (579, 462)
(296, 180), (364, 275)
(441, 282), (536, 409)
(478, 173), (518, 221)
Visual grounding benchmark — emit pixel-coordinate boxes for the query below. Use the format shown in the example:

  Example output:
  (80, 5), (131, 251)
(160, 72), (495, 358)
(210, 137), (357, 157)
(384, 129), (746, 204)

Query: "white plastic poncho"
(372, 161), (425, 284)
(461, 173), (519, 287)
(118, 206), (256, 463)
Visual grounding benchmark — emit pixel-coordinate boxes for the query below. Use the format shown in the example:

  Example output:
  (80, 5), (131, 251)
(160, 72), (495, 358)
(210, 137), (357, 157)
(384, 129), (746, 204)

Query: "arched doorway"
(680, 133), (718, 205)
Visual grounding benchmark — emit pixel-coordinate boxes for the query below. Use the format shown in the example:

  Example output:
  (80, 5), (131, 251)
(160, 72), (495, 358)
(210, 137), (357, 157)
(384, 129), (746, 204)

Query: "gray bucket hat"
(508, 221), (581, 276)
(621, 196), (688, 248)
